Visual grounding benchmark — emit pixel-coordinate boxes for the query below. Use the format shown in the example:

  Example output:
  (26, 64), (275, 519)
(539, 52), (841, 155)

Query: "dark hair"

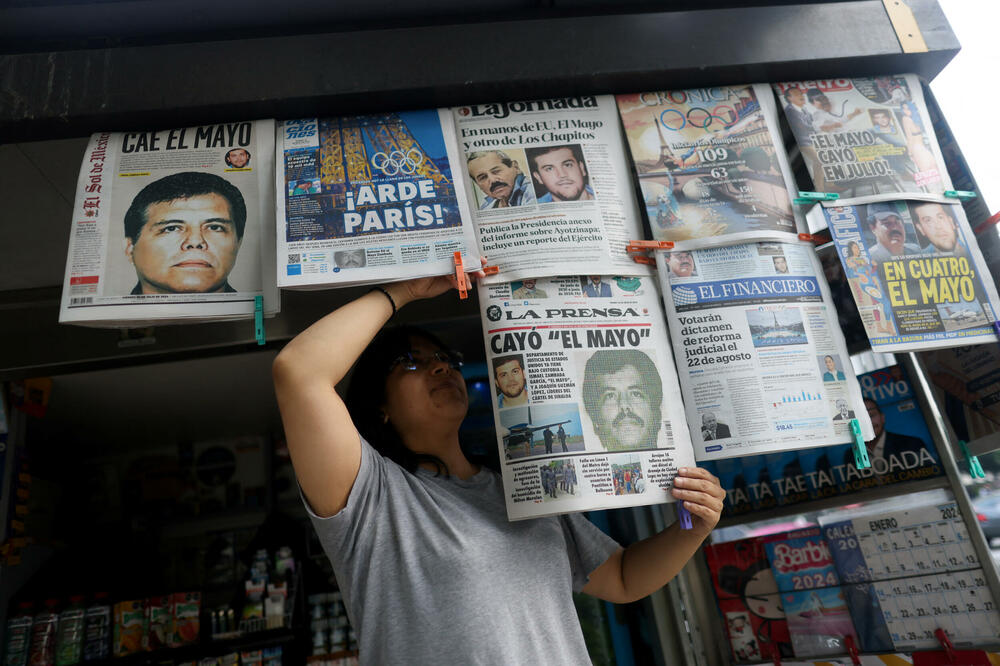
(581, 349), (662, 435)
(782, 87), (802, 101)
(124, 172), (247, 242)
(491, 354), (524, 376)
(345, 326), (454, 476)
(527, 144), (585, 172)
(806, 88), (826, 102)
(718, 559), (771, 598)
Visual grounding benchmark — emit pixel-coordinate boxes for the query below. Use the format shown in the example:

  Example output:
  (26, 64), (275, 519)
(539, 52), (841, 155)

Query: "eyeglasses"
(389, 350), (464, 372)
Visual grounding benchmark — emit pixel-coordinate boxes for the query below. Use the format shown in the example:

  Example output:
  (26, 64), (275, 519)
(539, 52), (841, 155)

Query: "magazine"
(811, 201), (1000, 352)
(655, 239), (873, 461)
(704, 537), (793, 662)
(276, 111), (481, 288)
(922, 343), (1000, 446)
(616, 84), (802, 248)
(60, 120), (279, 326)
(774, 74), (952, 206)
(476, 275), (693, 520)
(452, 96), (652, 282)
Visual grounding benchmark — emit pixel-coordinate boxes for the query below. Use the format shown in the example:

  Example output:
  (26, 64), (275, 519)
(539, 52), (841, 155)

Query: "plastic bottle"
(80, 593), (111, 662)
(54, 596), (85, 665)
(27, 600), (60, 666)
(3, 602), (34, 666)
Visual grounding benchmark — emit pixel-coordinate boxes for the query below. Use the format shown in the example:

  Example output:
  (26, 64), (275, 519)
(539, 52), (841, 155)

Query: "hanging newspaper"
(452, 95), (651, 283)
(656, 240), (873, 461)
(810, 202), (1000, 352)
(59, 120), (279, 327)
(774, 75), (952, 206)
(616, 84), (802, 248)
(477, 275), (693, 520)
(922, 344), (1000, 448)
(276, 111), (481, 288)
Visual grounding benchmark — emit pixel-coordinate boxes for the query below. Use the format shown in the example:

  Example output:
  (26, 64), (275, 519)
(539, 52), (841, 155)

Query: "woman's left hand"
(672, 467), (726, 538)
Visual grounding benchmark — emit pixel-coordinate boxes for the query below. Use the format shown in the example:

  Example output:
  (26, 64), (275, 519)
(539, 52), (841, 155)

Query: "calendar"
(820, 494), (1000, 651)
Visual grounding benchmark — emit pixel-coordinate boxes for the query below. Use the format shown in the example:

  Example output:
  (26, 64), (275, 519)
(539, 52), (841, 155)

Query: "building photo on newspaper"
(477, 275), (694, 520)
(453, 95), (651, 283)
(276, 110), (481, 288)
(655, 240), (873, 462)
(59, 120), (279, 327)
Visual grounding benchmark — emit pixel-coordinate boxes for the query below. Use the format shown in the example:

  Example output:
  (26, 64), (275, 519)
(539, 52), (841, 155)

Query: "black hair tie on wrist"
(370, 286), (397, 316)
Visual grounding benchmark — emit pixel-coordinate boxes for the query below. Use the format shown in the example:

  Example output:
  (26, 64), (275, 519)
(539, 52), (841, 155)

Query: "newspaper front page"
(59, 120), (278, 327)
(478, 275), (693, 520)
(616, 84), (802, 248)
(452, 96), (651, 283)
(774, 75), (952, 207)
(276, 111), (481, 288)
(811, 202), (1000, 352)
(656, 240), (873, 461)
(922, 344), (1000, 446)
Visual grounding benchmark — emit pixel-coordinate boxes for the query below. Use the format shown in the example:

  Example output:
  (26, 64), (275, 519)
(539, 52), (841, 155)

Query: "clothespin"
(944, 190), (977, 201)
(798, 232), (824, 245)
(958, 439), (986, 478)
(677, 502), (693, 530)
(844, 635), (861, 666)
(850, 418), (870, 469)
(625, 240), (674, 253)
(453, 252), (468, 300)
(992, 320), (1000, 340)
(254, 296), (266, 346)
(482, 265), (499, 276)
(793, 191), (839, 205)
(934, 628), (957, 664)
(632, 255), (657, 266)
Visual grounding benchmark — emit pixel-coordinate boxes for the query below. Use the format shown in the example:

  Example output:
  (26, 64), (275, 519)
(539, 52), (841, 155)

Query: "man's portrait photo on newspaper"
(525, 144), (594, 203)
(493, 354), (529, 408)
(113, 171), (254, 296)
(580, 349), (662, 452)
(466, 148), (536, 210)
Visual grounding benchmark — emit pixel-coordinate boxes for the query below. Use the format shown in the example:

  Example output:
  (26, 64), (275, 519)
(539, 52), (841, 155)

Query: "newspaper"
(656, 240), (873, 461)
(60, 120), (279, 327)
(774, 75), (952, 206)
(810, 202), (1000, 352)
(452, 96), (651, 283)
(922, 344), (1000, 446)
(616, 84), (803, 248)
(276, 111), (481, 288)
(477, 275), (693, 520)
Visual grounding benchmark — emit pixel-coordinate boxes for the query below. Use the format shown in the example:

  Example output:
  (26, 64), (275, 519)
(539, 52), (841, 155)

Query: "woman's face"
(382, 337), (468, 438)
(850, 243), (860, 257)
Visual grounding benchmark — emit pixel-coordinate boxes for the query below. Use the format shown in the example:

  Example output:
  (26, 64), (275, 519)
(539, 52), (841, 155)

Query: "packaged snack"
(28, 600), (60, 666)
(81, 594), (112, 661)
(168, 592), (201, 648)
(143, 596), (170, 651)
(4, 602), (34, 666)
(54, 596), (86, 665)
(112, 601), (145, 657)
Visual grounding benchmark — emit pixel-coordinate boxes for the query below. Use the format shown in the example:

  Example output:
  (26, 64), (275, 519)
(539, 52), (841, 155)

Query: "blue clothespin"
(944, 190), (977, 200)
(254, 295), (266, 346)
(850, 418), (870, 469)
(958, 440), (986, 478)
(793, 191), (840, 205)
(677, 501), (693, 530)
(992, 320), (1000, 340)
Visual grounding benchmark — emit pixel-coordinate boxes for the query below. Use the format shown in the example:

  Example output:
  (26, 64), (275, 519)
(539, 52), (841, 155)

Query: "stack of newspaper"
(473, 86), (876, 519)
(59, 120), (280, 327)
(775, 74), (1000, 352)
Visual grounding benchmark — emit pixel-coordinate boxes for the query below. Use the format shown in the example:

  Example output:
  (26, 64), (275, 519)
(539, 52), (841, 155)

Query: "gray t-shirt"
(304, 435), (621, 665)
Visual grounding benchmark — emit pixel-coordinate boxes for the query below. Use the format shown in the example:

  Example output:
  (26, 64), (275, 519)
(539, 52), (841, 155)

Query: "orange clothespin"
(626, 239), (674, 253)
(798, 232), (824, 244)
(844, 635), (861, 666)
(482, 265), (499, 276)
(632, 255), (656, 265)
(453, 252), (468, 299)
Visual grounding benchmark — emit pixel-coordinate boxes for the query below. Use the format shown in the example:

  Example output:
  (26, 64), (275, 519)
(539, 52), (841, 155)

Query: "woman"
(273, 271), (725, 664)
(900, 102), (937, 175)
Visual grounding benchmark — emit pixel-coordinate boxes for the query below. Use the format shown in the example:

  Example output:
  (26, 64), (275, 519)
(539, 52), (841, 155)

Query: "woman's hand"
(387, 257), (488, 308)
(672, 467), (725, 538)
